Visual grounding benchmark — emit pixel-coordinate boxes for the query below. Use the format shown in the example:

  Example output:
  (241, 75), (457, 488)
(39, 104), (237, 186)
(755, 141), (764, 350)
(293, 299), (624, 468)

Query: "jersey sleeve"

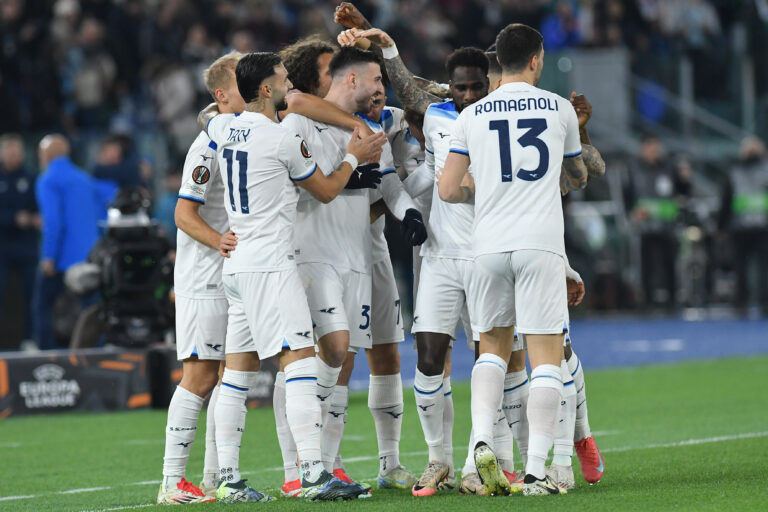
(562, 101), (582, 158)
(402, 163), (433, 198)
(178, 136), (218, 204)
(206, 113), (233, 146)
(448, 110), (469, 157)
(278, 130), (318, 181)
(378, 138), (396, 177)
(380, 171), (418, 220)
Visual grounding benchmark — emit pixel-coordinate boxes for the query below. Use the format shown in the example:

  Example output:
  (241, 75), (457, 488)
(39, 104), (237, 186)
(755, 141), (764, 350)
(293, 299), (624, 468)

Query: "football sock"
(368, 373), (404, 474)
(526, 364), (563, 480)
(323, 385), (348, 471)
(471, 353), (507, 449)
(316, 356), (341, 419)
(552, 360), (576, 467)
(567, 351), (593, 440)
(162, 385), (204, 490)
(273, 371), (299, 482)
(215, 369), (253, 484)
(462, 428), (476, 475)
(493, 407), (516, 473)
(202, 384), (220, 488)
(503, 369), (529, 468)
(442, 377), (455, 472)
(285, 358), (325, 483)
(414, 368), (446, 463)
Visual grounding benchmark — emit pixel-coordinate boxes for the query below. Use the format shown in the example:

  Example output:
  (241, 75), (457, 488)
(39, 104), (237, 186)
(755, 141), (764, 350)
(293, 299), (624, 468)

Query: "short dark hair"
(495, 23), (543, 73)
(328, 46), (381, 79)
(235, 52), (282, 103)
(445, 47), (489, 78)
(485, 51), (501, 75)
(280, 37), (336, 94)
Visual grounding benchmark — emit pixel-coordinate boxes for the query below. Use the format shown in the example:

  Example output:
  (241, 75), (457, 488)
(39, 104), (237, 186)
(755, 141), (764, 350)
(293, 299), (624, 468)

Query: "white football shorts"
(471, 249), (567, 335)
(174, 296), (228, 361)
(298, 262), (372, 350)
(222, 269), (314, 358)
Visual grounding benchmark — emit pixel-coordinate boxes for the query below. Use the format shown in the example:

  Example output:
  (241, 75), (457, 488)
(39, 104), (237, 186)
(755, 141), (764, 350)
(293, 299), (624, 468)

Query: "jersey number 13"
(489, 118), (549, 182)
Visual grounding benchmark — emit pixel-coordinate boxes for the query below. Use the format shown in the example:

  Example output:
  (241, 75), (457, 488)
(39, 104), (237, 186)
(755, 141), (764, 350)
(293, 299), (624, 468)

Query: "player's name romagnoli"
(473, 97), (558, 115)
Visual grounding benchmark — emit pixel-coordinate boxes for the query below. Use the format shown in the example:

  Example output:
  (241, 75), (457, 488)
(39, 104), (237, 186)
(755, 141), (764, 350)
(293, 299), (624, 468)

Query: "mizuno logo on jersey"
(315, 125), (328, 133)
(329, 411), (343, 418)
(199, 154), (213, 161)
(227, 128), (251, 142)
(437, 132), (449, 139)
(413, 157), (424, 165)
(295, 331), (311, 338)
(206, 343), (223, 352)
(319, 307), (336, 314)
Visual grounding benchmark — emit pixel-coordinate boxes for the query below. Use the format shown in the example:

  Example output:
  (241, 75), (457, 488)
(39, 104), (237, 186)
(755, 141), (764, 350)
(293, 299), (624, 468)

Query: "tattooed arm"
(582, 143), (605, 178)
(562, 153), (588, 191)
(351, 28), (444, 115)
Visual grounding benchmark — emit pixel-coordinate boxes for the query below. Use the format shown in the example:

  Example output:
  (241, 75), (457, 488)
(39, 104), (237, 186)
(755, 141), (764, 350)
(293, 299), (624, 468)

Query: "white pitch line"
(2, 430), (766, 508)
(601, 431), (768, 454)
(0, 442), (22, 448)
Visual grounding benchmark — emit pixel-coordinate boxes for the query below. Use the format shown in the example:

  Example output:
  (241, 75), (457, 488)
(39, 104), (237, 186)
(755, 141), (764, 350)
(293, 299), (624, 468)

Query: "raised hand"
(346, 127), (387, 164)
(353, 28), (395, 49)
(570, 92), (592, 128)
(334, 2), (372, 30)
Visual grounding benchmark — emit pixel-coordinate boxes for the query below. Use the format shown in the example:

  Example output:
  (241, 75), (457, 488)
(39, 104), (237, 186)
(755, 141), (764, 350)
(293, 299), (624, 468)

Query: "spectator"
(60, 17), (117, 131)
(540, 0), (582, 51)
(0, 134), (40, 345)
(91, 134), (146, 216)
(718, 136), (768, 311)
(34, 134), (101, 349)
(625, 135), (680, 307)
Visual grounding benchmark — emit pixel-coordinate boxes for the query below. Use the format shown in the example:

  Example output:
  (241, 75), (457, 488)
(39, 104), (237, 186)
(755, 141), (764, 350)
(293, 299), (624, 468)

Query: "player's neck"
(323, 86), (356, 114)
(245, 98), (277, 121)
(499, 72), (535, 87)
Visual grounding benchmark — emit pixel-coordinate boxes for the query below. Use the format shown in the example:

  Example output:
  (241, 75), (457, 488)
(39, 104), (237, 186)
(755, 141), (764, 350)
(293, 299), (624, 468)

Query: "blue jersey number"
(489, 118), (549, 182)
(223, 149), (249, 213)
(359, 305), (371, 330)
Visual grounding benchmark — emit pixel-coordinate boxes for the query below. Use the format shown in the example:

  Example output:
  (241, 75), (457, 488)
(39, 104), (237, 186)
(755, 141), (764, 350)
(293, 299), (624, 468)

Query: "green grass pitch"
(2, 356), (767, 511)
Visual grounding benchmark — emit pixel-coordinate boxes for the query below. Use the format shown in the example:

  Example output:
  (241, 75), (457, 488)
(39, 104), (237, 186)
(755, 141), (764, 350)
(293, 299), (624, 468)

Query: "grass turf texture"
(2, 356), (767, 511)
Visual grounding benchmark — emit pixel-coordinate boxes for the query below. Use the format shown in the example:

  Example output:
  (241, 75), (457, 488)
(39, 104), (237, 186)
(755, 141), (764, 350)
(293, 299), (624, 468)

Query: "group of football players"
(157, 1), (606, 504)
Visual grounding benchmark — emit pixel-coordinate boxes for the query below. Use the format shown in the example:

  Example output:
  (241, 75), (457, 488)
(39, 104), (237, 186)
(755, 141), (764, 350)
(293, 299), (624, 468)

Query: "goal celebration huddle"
(160, 1), (606, 504)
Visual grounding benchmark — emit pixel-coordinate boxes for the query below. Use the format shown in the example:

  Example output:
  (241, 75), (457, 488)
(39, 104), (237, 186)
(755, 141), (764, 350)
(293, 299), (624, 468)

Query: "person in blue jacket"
(34, 134), (101, 349)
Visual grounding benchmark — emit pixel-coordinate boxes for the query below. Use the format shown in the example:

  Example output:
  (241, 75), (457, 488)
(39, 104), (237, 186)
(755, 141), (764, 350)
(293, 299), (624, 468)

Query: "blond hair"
(203, 51), (244, 98)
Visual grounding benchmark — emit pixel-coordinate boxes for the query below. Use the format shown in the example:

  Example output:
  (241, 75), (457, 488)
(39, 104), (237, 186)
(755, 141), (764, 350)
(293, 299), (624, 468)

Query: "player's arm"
(570, 93), (605, 177)
(197, 103), (219, 133)
(350, 28), (443, 115)
(174, 200), (234, 253)
(560, 143), (605, 194)
(280, 92), (375, 137)
(561, 100), (589, 191)
(295, 129), (387, 203)
(437, 150), (472, 203)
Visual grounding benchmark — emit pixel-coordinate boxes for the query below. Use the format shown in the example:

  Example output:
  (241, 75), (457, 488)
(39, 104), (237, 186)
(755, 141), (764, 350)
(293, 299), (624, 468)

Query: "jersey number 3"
(223, 149), (249, 213)
(489, 118), (549, 182)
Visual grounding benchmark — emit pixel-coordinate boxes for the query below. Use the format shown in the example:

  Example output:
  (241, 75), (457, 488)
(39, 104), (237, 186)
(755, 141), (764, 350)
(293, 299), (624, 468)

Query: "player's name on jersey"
(473, 97), (559, 115)
(226, 128), (252, 142)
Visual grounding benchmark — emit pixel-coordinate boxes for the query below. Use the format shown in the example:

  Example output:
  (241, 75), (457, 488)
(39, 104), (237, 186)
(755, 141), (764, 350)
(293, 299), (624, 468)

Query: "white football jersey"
(421, 100), (474, 260)
(450, 82), (582, 257)
(281, 113), (396, 273)
(207, 111), (317, 273)
(369, 107), (426, 264)
(174, 131), (229, 298)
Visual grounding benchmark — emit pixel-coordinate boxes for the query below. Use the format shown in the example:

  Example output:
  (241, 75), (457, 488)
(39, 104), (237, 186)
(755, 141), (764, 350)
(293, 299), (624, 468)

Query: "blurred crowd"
(2, 0), (768, 349)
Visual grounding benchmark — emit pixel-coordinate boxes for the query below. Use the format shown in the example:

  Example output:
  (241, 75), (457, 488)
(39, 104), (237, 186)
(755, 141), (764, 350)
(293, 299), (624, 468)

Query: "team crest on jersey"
(192, 166), (210, 184)
(300, 140), (311, 159)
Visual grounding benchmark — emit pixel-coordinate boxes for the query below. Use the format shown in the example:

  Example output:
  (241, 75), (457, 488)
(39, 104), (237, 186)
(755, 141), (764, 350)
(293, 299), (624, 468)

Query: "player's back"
(208, 111), (315, 273)
(451, 82), (581, 257)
